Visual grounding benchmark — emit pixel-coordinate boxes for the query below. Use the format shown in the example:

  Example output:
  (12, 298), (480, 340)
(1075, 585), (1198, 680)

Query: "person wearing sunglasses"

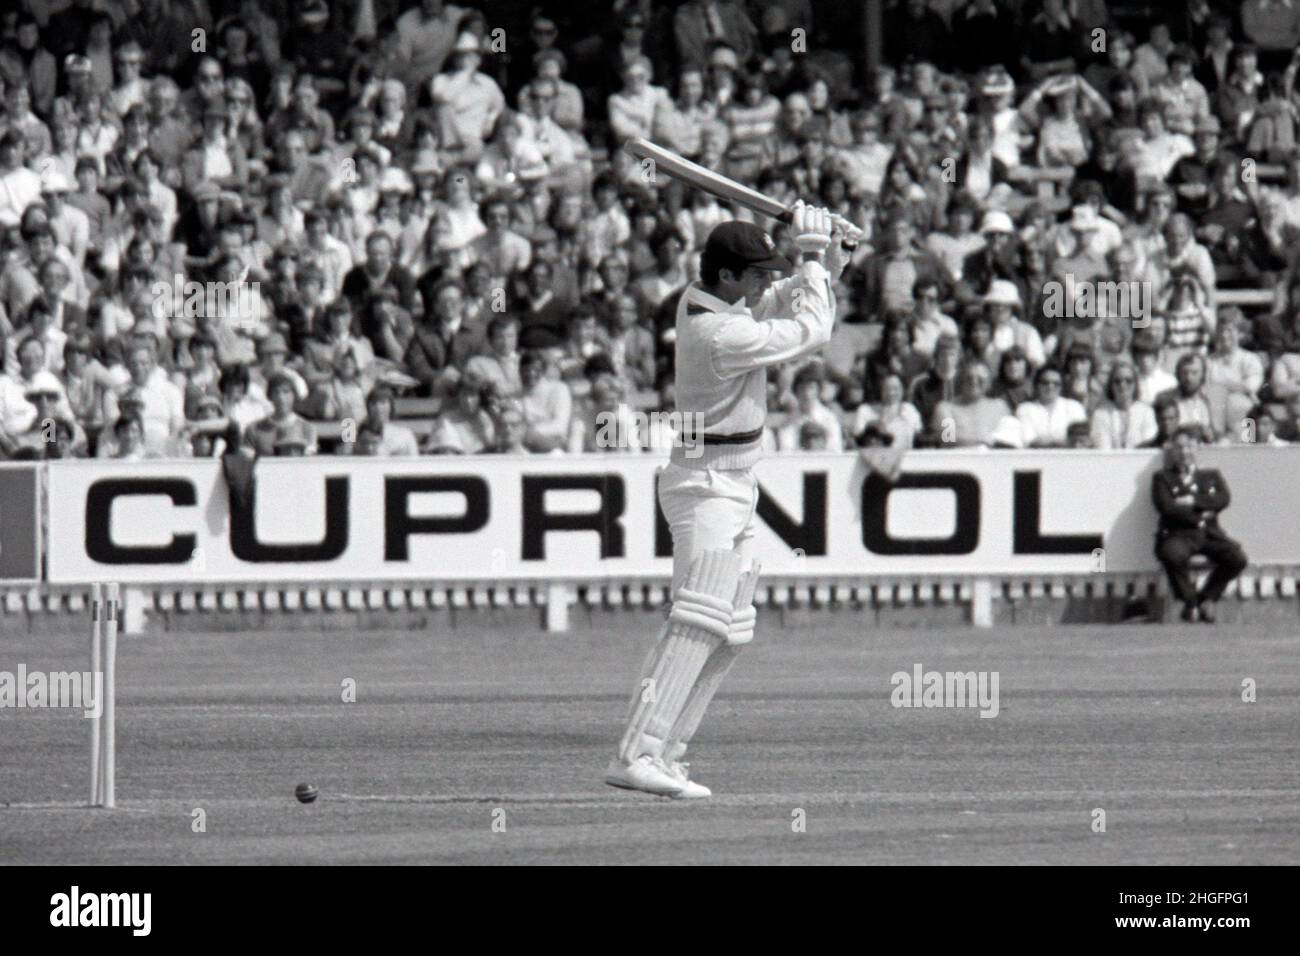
(1015, 364), (1087, 447)
(1090, 359), (1157, 448)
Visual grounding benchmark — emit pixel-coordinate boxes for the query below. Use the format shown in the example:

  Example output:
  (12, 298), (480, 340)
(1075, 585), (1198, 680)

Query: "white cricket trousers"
(658, 462), (759, 598)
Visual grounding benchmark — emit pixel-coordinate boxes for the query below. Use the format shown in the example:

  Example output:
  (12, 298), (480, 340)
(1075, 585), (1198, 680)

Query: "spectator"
(0, 16), (57, 118)
(1134, 23), (1175, 90)
(958, 210), (1018, 304)
(518, 348), (571, 453)
(1015, 365), (1087, 448)
(909, 332), (962, 436)
(990, 346), (1033, 410)
(1132, 330), (1178, 404)
(1020, 0), (1079, 81)
(342, 231), (418, 317)
(1065, 420), (1093, 448)
(933, 359), (1010, 447)
(469, 193), (531, 284)
(0, 131), (41, 229)
(858, 213), (948, 318)
(634, 227), (690, 309)
(426, 371), (495, 454)
(110, 414), (150, 461)
(863, 315), (928, 404)
(249, 334), (309, 406)
(1158, 353), (1231, 442)
(958, 305), (995, 370)
(257, 372), (319, 456)
(219, 364), (272, 434)
(852, 371), (921, 450)
(985, 280), (1046, 370)
(778, 364), (844, 452)
(3, 372), (79, 457)
(674, 2), (757, 71)
(1141, 392), (1183, 449)
(308, 349), (368, 428)
(608, 55), (671, 144)
(392, 0), (465, 98)
(353, 419), (385, 456)
(568, 371), (639, 453)
(101, 341), (184, 456)
(61, 335), (100, 437)
(491, 397), (530, 454)
(466, 315), (523, 398)
(1282, 391), (1300, 442)
(603, 292), (656, 392)
(1247, 403), (1287, 446)
(357, 385), (418, 457)
(178, 334), (223, 419)
(1061, 343), (1104, 412)
(907, 276), (959, 356)
(1090, 360), (1158, 449)
(1206, 311), (1265, 428)
(404, 279), (481, 397)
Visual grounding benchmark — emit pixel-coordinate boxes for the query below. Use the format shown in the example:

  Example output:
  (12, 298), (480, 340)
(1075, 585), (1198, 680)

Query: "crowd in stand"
(0, 0), (1298, 461)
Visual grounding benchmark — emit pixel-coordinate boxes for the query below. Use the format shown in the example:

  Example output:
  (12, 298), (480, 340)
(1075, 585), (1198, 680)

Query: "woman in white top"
(1015, 365), (1088, 447)
(1089, 360), (1158, 449)
(852, 372), (922, 450)
(431, 165), (486, 273)
(778, 364), (844, 452)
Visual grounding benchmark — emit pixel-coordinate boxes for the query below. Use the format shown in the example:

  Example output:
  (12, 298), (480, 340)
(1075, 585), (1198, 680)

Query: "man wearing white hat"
(431, 31), (505, 164)
(1049, 205), (1109, 284)
(958, 209), (1019, 303)
(7, 371), (85, 457)
(985, 279), (1046, 368)
(975, 66), (1022, 169)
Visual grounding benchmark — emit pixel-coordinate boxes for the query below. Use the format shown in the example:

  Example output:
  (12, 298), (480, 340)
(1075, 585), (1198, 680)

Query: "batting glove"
(792, 202), (834, 256)
(829, 213), (865, 247)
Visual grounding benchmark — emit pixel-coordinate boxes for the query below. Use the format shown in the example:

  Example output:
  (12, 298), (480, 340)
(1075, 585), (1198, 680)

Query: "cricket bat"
(626, 137), (859, 245)
(627, 137), (790, 221)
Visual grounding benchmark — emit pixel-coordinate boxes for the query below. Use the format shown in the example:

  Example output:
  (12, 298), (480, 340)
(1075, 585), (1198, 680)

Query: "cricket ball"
(295, 782), (319, 804)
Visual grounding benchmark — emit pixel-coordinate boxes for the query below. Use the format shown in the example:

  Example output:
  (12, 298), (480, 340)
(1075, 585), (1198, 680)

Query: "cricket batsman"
(606, 202), (856, 798)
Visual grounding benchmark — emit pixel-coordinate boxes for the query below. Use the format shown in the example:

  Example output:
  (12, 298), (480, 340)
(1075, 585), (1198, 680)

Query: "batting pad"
(617, 549), (741, 764)
(665, 561), (761, 763)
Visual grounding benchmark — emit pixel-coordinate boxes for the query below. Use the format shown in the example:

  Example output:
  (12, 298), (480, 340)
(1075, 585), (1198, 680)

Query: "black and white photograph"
(0, 0), (1295, 909)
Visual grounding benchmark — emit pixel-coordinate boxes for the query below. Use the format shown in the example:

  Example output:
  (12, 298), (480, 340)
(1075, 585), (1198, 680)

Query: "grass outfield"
(1, 619), (1297, 865)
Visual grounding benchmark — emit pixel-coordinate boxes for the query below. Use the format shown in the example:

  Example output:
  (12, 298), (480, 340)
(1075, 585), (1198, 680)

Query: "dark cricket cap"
(703, 221), (792, 273)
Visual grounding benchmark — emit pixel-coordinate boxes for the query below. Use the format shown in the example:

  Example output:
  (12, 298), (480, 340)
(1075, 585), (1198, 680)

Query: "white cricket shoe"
(665, 760), (712, 799)
(605, 755), (684, 796)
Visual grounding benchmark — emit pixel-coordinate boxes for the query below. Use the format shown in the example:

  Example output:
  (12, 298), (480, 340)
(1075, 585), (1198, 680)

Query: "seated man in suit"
(1152, 426), (1248, 623)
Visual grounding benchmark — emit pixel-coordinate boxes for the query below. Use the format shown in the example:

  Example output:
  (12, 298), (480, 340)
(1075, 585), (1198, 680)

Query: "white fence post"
(971, 579), (993, 628)
(545, 583), (571, 632)
(120, 587), (147, 634)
